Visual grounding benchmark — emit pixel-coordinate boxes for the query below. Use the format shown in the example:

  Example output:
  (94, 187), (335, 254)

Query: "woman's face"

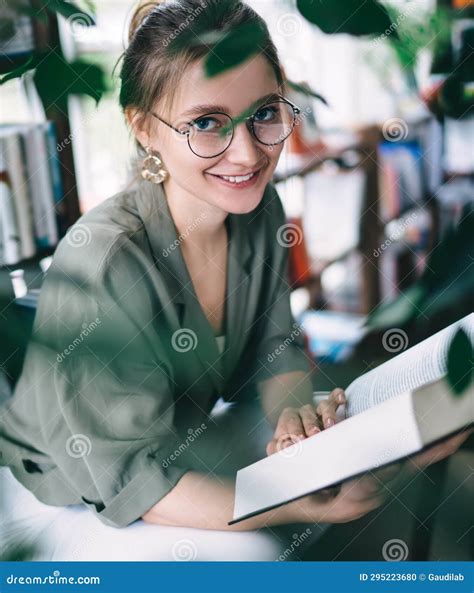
(150, 54), (285, 215)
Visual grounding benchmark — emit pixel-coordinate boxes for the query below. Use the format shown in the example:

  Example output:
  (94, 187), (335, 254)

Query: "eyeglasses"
(150, 96), (301, 159)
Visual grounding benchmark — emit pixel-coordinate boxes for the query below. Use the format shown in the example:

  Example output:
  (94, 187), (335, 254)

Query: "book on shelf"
(230, 313), (473, 524)
(0, 122), (64, 266)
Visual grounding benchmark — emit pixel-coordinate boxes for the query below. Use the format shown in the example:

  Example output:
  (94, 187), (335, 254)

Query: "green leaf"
(33, 50), (107, 110)
(365, 283), (426, 330)
(43, 0), (95, 24)
(0, 54), (38, 85)
(204, 22), (267, 78)
(447, 328), (473, 396)
(296, 0), (395, 37)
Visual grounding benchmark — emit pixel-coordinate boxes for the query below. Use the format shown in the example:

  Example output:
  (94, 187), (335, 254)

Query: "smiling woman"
(0, 0), (466, 563)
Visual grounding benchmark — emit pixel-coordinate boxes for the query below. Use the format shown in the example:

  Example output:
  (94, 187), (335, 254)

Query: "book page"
(346, 313), (473, 416)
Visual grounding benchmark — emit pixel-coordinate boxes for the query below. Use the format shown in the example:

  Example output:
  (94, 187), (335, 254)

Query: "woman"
(0, 0), (469, 558)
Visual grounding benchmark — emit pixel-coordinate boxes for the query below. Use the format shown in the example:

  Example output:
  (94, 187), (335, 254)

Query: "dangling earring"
(141, 146), (168, 184)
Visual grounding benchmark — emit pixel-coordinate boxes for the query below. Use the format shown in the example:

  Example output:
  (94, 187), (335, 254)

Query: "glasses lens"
(188, 113), (233, 157)
(252, 102), (296, 146)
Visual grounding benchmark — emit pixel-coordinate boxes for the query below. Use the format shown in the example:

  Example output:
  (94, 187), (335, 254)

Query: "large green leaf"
(296, 0), (395, 37)
(447, 328), (473, 396)
(33, 50), (107, 110)
(204, 22), (268, 78)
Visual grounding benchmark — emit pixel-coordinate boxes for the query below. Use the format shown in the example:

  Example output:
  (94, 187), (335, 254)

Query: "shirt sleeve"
(246, 184), (312, 384)
(39, 234), (188, 528)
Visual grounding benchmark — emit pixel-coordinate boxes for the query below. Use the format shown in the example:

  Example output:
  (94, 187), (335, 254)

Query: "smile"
(206, 168), (262, 188)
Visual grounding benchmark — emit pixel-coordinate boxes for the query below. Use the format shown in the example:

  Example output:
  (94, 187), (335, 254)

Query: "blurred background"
(0, 0), (473, 561)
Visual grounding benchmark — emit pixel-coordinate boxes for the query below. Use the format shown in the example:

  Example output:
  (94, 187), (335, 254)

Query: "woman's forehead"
(171, 54), (280, 118)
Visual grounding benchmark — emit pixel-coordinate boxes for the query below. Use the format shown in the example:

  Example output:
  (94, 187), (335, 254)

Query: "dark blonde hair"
(119, 0), (284, 124)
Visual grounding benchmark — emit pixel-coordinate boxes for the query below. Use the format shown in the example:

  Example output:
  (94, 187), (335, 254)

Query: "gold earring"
(141, 146), (168, 184)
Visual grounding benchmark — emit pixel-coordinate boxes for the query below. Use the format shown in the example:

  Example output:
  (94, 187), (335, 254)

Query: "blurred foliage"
(0, 1), (107, 109)
(296, 0), (395, 37)
(366, 211), (474, 394)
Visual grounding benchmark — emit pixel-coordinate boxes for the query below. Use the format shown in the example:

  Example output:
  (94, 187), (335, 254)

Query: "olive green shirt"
(0, 180), (310, 528)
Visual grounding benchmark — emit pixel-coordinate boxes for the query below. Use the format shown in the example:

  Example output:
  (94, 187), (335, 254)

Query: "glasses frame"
(150, 95), (301, 159)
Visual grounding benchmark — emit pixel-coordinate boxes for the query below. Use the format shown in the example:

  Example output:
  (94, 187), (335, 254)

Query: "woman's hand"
(266, 387), (346, 456)
(291, 428), (473, 525)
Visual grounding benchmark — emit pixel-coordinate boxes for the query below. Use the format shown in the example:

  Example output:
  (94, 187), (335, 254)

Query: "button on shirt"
(0, 180), (311, 528)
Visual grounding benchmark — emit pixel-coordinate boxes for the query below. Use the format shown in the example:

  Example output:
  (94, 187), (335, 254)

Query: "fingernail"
(338, 393), (345, 403)
(325, 417), (335, 428)
(310, 426), (320, 434)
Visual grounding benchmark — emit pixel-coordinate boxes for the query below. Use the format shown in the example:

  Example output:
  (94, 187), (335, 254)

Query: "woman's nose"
(225, 122), (262, 166)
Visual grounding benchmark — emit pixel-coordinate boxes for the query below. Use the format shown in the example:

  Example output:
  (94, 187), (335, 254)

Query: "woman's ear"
(125, 107), (150, 149)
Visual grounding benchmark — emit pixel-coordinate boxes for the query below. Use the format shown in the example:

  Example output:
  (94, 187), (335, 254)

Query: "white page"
(346, 313), (474, 416)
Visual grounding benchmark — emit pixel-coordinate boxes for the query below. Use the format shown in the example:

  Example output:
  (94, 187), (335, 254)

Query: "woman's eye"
(254, 106), (277, 122)
(193, 117), (219, 131)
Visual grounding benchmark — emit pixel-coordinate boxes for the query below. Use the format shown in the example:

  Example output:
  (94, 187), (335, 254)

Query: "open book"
(230, 313), (473, 524)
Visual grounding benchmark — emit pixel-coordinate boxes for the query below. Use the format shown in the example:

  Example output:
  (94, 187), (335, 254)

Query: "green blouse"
(0, 180), (311, 528)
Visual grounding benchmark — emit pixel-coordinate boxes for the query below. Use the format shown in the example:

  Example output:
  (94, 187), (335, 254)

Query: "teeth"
(219, 172), (255, 183)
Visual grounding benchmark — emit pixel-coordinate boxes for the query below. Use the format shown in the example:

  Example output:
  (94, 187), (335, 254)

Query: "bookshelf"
(0, 7), (81, 269)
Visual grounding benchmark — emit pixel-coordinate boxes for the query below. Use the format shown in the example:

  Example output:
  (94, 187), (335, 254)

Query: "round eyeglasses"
(150, 96), (301, 159)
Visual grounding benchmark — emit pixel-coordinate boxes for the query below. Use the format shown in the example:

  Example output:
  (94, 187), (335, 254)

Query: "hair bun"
(128, 1), (166, 43)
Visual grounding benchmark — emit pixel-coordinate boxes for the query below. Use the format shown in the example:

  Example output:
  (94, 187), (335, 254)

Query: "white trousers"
(1, 399), (328, 561)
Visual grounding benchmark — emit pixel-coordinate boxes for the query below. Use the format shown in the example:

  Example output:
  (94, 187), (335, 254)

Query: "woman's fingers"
(316, 388), (346, 428)
(275, 407), (306, 441)
(408, 428), (473, 470)
(300, 404), (321, 436)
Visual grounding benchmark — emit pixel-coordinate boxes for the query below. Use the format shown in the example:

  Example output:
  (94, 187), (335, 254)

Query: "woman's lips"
(206, 168), (262, 189)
